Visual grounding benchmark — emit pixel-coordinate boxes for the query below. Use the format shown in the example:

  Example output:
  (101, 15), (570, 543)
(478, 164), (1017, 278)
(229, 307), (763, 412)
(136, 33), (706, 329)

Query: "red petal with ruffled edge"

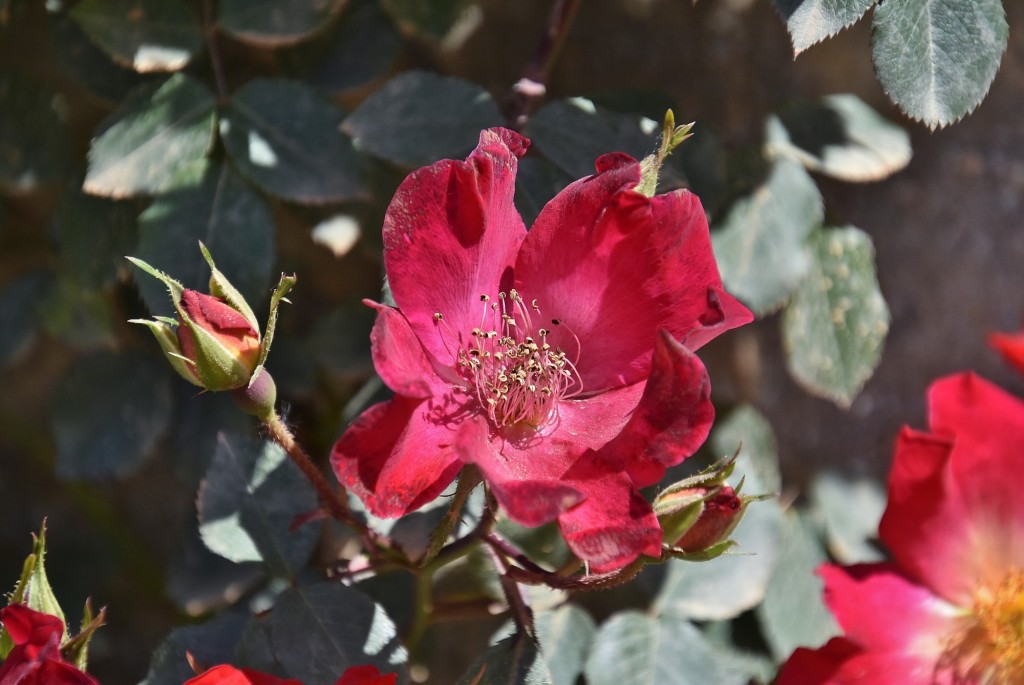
(365, 301), (449, 399)
(881, 373), (1024, 605)
(820, 563), (961, 659)
(776, 637), (946, 685)
(383, 129), (528, 366)
(0, 605), (64, 653)
(598, 330), (714, 488)
(989, 330), (1024, 376)
(331, 397), (464, 518)
(775, 638), (862, 685)
(184, 665), (302, 685)
(516, 153), (751, 392)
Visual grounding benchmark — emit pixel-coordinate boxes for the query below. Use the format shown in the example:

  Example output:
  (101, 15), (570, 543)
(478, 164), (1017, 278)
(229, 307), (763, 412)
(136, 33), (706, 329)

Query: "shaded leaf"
(514, 156), (572, 227)
(166, 522), (265, 616)
(221, 78), (366, 203)
(0, 73), (72, 191)
(84, 73), (216, 197)
(654, 495), (784, 621)
(872, 0), (1008, 128)
(712, 159), (823, 315)
(167, 387), (252, 484)
(38, 276), (118, 351)
(310, 0), (404, 92)
(51, 13), (150, 103)
(70, 0), (202, 73)
(772, 0), (874, 54)
(810, 472), (886, 564)
(134, 162), (275, 317)
(51, 351), (172, 480)
(457, 634), (552, 685)
(709, 404), (781, 495)
(756, 511), (841, 661)
(766, 94), (911, 182)
(198, 433), (318, 577)
(51, 187), (138, 288)
(219, 0), (346, 46)
(140, 611), (250, 685)
(381, 0), (467, 39)
(269, 583), (408, 685)
(535, 605), (596, 685)
(525, 99), (653, 180)
(343, 70), (504, 167)
(0, 270), (53, 364)
(782, 226), (890, 407)
(585, 613), (750, 685)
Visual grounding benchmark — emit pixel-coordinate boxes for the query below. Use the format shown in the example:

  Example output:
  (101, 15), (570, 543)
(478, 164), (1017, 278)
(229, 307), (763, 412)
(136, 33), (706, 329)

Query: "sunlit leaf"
(198, 433), (318, 577)
(134, 162), (275, 317)
(782, 226), (890, 407)
(710, 404), (781, 495)
(268, 583), (408, 685)
(766, 94), (912, 182)
(0, 73), (72, 191)
(535, 605), (596, 685)
(343, 70), (504, 167)
(772, 0), (874, 54)
(457, 634), (552, 685)
(756, 511), (841, 661)
(810, 472), (886, 563)
(70, 0), (203, 73)
(166, 523), (265, 617)
(51, 13), (149, 103)
(872, 0), (1008, 128)
(219, 0), (346, 47)
(712, 159), (823, 315)
(220, 78), (366, 204)
(51, 351), (173, 479)
(84, 74), (216, 198)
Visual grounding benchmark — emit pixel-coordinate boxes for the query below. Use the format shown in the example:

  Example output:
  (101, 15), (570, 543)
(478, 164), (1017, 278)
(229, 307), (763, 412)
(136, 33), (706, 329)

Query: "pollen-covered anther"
(454, 290), (582, 428)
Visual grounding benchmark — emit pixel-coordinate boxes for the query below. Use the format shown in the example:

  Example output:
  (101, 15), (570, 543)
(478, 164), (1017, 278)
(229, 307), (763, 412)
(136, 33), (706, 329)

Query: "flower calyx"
(128, 243), (296, 419)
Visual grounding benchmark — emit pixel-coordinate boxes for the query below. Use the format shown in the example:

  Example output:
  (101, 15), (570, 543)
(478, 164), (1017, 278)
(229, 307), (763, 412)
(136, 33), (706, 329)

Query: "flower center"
(945, 570), (1024, 684)
(446, 289), (582, 429)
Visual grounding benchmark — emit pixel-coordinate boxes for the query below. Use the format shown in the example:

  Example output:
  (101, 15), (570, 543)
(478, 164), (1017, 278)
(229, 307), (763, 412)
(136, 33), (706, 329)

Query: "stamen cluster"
(448, 290), (581, 428)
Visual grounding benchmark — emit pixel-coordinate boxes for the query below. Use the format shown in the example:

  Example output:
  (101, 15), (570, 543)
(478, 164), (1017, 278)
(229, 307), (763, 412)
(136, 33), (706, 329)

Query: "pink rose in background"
(331, 127), (751, 572)
(184, 664), (396, 685)
(0, 604), (98, 685)
(778, 373), (1024, 684)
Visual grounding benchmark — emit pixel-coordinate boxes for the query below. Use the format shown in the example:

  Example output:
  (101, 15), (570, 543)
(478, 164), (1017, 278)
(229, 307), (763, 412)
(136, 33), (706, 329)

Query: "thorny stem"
(202, 0), (229, 103)
(505, 558), (647, 592)
(419, 466), (483, 567)
(489, 545), (536, 639)
(506, 0), (583, 128)
(484, 532), (549, 577)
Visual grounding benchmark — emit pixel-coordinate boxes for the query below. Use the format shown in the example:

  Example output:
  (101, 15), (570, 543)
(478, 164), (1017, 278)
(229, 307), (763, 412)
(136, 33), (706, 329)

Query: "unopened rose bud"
(175, 289), (262, 391)
(672, 486), (743, 553)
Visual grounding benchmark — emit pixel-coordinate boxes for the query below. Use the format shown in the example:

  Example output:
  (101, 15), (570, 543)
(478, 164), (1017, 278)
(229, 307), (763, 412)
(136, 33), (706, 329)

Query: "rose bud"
(672, 486), (744, 554)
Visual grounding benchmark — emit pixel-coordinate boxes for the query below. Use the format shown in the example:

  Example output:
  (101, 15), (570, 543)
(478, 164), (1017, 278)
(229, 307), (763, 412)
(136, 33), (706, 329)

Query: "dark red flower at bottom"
(0, 604), (98, 685)
(184, 664), (396, 685)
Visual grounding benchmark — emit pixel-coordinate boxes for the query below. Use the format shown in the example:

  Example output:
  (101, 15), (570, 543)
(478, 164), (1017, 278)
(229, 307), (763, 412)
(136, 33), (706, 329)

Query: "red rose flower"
(0, 604), (98, 685)
(331, 128), (751, 571)
(175, 289), (262, 387)
(777, 373), (1024, 684)
(184, 664), (396, 685)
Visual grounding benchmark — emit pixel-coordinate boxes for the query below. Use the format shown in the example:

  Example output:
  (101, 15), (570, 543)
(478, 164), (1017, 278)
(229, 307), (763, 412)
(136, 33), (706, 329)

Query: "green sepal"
(663, 539), (738, 562)
(2, 523), (67, 645)
(181, 316), (254, 391)
(61, 599), (106, 671)
(125, 256), (184, 307)
(128, 318), (203, 387)
(655, 455), (736, 504)
(199, 242), (259, 332)
(657, 498), (708, 545)
(251, 272), (296, 387)
(635, 109), (695, 197)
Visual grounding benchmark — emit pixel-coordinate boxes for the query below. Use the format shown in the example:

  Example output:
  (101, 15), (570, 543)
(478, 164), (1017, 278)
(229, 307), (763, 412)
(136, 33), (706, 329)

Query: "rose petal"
(184, 665), (302, 685)
(383, 128), (528, 365)
(775, 638), (862, 685)
(989, 330), (1024, 376)
(365, 302), (449, 399)
(335, 665), (398, 685)
(331, 397), (464, 518)
(0, 605), (64, 650)
(517, 155), (749, 391)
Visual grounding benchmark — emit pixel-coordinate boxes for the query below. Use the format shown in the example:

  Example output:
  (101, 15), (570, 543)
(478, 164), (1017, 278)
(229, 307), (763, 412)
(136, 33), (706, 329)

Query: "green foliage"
(51, 351), (173, 479)
(310, 0), (404, 92)
(872, 0), (1008, 128)
(220, 79), (367, 203)
(0, 73), (72, 192)
(457, 634), (552, 685)
(809, 472), (886, 564)
(343, 70), (505, 167)
(381, 0), (467, 38)
(218, 0), (346, 46)
(772, 0), (874, 54)
(70, 0), (203, 73)
(782, 226), (890, 407)
(50, 14), (149, 103)
(197, 434), (318, 577)
(84, 74), (216, 197)
(51, 188), (138, 288)
(534, 605), (597, 685)
(0, 270), (53, 364)
(141, 611), (251, 685)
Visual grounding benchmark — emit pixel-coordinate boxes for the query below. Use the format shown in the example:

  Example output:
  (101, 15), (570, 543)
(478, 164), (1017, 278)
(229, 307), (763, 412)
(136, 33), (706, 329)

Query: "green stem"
(406, 565), (435, 653)
(419, 466), (482, 567)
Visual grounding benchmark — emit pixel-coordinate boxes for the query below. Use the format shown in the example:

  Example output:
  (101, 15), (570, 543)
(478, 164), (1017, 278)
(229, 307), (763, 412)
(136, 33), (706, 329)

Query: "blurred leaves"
(69, 0), (202, 73)
(381, 0), (467, 39)
(343, 70), (504, 167)
(772, 0), (873, 54)
(534, 604), (596, 685)
(810, 472), (886, 564)
(310, 0), (403, 92)
(457, 635), (552, 685)
(51, 351), (172, 479)
(134, 162), (275, 317)
(51, 187), (137, 288)
(783, 226), (890, 407)
(872, 0), (1008, 128)
(712, 159), (823, 316)
(84, 74), (216, 198)
(268, 583), (407, 685)
(197, 433), (318, 577)
(220, 78), (366, 203)
(218, 0), (346, 46)
(0, 73), (72, 192)
(141, 611), (250, 685)
(0, 270), (53, 364)
(765, 94), (911, 182)
(50, 13), (148, 104)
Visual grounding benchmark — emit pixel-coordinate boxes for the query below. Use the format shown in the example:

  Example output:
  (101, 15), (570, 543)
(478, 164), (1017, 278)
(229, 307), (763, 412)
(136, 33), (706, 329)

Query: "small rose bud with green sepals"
(127, 243), (295, 420)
